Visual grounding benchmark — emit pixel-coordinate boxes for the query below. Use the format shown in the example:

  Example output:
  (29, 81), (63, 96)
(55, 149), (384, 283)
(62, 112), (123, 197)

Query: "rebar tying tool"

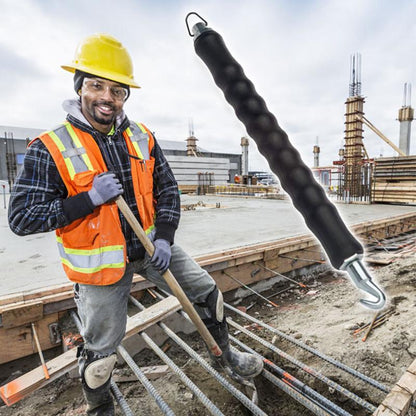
(185, 12), (386, 309)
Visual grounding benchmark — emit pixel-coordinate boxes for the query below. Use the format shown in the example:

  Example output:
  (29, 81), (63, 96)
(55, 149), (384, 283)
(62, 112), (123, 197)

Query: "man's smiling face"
(80, 77), (127, 134)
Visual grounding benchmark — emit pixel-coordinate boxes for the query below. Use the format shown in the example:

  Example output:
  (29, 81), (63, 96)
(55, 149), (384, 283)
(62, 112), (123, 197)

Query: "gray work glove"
(88, 172), (123, 207)
(150, 239), (171, 273)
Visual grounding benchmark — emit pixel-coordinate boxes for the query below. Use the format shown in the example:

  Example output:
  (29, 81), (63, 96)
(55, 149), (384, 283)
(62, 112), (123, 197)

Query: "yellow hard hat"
(61, 33), (140, 88)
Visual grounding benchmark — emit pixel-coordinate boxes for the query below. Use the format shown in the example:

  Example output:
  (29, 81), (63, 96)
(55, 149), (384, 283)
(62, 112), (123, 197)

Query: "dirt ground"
(0, 243), (415, 416)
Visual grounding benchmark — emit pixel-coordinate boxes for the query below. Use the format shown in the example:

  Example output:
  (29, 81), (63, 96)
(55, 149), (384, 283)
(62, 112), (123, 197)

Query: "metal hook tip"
(359, 284), (386, 309)
(359, 296), (386, 310)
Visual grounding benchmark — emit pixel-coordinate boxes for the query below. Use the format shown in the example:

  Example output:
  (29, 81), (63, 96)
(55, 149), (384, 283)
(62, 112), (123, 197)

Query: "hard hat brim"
(61, 64), (140, 88)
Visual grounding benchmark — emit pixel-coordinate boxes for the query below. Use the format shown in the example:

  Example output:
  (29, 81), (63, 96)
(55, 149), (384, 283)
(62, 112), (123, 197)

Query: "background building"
(0, 126), (45, 191)
(0, 126), (241, 191)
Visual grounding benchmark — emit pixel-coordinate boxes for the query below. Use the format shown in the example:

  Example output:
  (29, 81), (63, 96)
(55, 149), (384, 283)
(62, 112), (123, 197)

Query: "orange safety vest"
(33, 121), (155, 285)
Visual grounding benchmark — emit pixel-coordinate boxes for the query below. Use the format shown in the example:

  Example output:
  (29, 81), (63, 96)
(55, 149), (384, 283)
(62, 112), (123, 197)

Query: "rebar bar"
(154, 290), (352, 415)
(70, 311), (175, 416)
(110, 380), (134, 416)
(139, 332), (224, 416)
(223, 270), (278, 307)
(117, 344), (175, 416)
(129, 297), (223, 415)
(231, 336), (351, 416)
(254, 262), (308, 288)
(225, 303), (389, 393)
(128, 296), (267, 416)
(155, 288), (379, 413)
(158, 322), (267, 415)
(261, 369), (333, 416)
(227, 318), (376, 413)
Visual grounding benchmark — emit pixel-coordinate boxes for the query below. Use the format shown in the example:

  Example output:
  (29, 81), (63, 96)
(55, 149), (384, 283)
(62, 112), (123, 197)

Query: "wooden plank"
(0, 275), (148, 310)
(212, 263), (272, 293)
(373, 386), (409, 415)
(372, 358), (416, 416)
(0, 296), (181, 406)
(2, 302), (44, 329)
(124, 296), (181, 338)
(0, 276), (151, 321)
(0, 348), (78, 406)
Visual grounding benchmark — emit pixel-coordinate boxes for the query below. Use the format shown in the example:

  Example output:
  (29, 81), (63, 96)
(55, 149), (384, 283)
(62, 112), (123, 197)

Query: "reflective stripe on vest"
(56, 237), (124, 273)
(48, 122), (94, 179)
(126, 122), (150, 160)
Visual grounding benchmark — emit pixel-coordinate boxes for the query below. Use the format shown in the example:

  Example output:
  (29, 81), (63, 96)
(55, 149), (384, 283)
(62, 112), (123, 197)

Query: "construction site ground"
(0, 194), (415, 415)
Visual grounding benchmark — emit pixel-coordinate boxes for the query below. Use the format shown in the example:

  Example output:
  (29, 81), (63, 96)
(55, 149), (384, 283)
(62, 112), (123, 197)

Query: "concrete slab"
(1, 194), (415, 297)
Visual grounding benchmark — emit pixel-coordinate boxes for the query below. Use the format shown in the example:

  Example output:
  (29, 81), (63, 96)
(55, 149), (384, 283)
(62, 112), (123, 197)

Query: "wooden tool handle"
(31, 323), (50, 379)
(115, 196), (222, 357)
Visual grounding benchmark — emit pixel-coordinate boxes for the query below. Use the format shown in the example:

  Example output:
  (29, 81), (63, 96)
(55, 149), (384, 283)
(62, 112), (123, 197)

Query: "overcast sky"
(1, 0), (414, 171)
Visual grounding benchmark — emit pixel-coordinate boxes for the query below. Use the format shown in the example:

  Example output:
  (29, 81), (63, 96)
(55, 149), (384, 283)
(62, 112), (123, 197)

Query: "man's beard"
(91, 101), (117, 125)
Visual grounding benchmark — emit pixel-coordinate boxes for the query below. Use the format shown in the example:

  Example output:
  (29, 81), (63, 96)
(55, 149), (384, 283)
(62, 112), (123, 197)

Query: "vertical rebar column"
(344, 54), (365, 200)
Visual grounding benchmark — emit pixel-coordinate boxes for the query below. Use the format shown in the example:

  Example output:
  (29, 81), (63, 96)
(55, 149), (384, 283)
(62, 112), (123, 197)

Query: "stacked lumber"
(372, 156), (416, 204)
(208, 184), (278, 196)
(178, 184), (197, 194)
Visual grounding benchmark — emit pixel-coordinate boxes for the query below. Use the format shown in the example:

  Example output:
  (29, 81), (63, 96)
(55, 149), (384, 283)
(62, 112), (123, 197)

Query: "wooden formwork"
(0, 277), (154, 365)
(195, 211), (416, 292)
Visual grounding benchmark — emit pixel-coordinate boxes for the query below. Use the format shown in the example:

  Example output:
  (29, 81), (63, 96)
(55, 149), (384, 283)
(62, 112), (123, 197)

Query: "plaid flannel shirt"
(8, 114), (181, 262)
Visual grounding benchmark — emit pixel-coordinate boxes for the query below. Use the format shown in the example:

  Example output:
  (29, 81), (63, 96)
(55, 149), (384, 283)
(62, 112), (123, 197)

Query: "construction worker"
(8, 34), (263, 415)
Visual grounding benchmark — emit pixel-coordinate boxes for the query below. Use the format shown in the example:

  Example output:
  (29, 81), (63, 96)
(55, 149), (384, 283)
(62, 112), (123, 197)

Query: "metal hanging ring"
(185, 12), (208, 37)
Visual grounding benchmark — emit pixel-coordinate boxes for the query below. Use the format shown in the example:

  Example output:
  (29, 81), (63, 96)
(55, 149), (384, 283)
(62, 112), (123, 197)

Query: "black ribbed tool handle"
(192, 24), (362, 269)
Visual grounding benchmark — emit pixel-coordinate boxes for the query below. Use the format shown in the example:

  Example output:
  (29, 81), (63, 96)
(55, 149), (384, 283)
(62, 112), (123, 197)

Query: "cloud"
(0, 0), (414, 171)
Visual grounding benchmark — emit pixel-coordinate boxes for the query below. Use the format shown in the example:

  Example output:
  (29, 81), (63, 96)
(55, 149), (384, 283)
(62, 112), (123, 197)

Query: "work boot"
(82, 378), (114, 416)
(206, 319), (264, 379)
(197, 287), (263, 379)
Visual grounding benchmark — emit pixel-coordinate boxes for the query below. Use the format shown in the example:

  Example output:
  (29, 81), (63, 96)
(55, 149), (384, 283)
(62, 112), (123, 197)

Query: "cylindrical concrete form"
(313, 145), (320, 168)
(398, 106), (414, 156)
(186, 136), (198, 156)
(240, 136), (249, 176)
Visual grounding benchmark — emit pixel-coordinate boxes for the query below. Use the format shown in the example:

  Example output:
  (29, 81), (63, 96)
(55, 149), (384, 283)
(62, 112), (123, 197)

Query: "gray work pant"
(74, 244), (216, 356)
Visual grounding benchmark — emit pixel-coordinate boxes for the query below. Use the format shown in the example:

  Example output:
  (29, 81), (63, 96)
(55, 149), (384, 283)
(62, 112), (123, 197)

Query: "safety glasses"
(83, 77), (128, 101)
